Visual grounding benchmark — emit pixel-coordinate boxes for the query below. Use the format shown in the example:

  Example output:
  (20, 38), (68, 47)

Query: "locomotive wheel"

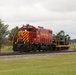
(13, 44), (18, 52)
(18, 44), (24, 53)
(23, 44), (30, 52)
(33, 45), (37, 52)
(53, 44), (56, 51)
(51, 44), (56, 51)
(48, 45), (52, 51)
(32, 44), (37, 52)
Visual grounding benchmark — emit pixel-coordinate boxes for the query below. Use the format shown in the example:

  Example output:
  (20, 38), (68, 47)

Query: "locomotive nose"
(18, 31), (30, 43)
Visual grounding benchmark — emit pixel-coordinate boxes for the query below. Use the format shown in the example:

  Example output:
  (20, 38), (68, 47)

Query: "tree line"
(0, 20), (19, 51)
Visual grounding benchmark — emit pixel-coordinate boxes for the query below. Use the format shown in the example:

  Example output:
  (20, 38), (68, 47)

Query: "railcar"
(13, 24), (70, 52)
(53, 30), (70, 50)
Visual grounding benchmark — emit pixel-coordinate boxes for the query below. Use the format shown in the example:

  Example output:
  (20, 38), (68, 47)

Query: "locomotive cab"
(13, 24), (37, 52)
(18, 24), (37, 40)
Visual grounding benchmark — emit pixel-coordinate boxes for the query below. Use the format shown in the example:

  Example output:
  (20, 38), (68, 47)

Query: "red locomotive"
(13, 24), (70, 52)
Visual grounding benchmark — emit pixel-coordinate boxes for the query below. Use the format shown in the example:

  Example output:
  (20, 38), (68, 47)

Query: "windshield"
(25, 28), (33, 31)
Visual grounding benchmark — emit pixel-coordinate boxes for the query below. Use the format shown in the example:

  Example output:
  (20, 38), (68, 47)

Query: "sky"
(0, 0), (76, 39)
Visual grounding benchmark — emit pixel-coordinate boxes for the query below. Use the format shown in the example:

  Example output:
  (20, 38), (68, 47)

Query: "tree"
(8, 26), (19, 41)
(0, 20), (9, 52)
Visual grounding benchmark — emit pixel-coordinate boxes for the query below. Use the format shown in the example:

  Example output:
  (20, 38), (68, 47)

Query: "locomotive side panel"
(33, 28), (52, 44)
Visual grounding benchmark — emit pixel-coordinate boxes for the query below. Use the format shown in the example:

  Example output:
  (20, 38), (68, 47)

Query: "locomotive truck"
(13, 24), (70, 52)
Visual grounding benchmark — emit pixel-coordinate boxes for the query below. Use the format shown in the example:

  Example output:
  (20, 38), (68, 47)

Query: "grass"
(70, 43), (76, 51)
(1, 46), (13, 53)
(0, 54), (76, 75)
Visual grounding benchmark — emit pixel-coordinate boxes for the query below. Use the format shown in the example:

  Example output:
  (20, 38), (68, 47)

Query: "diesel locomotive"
(13, 24), (70, 52)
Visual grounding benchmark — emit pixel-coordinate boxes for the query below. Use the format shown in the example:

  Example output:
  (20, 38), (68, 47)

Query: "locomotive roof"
(19, 24), (52, 32)
(19, 24), (37, 30)
(37, 27), (52, 32)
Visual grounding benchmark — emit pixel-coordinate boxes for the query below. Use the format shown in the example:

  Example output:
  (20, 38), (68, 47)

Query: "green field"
(70, 43), (76, 51)
(0, 54), (76, 75)
(1, 46), (13, 53)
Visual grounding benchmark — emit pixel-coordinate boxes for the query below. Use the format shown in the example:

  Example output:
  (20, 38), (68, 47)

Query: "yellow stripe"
(23, 35), (29, 42)
(22, 32), (29, 42)
(23, 34), (29, 40)
(23, 33), (28, 39)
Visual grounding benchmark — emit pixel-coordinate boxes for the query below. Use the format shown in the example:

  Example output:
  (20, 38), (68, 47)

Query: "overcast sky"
(0, 0), (76, 39)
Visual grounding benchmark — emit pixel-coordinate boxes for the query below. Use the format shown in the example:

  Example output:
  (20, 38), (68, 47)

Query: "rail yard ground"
(0, 53), (76, 75)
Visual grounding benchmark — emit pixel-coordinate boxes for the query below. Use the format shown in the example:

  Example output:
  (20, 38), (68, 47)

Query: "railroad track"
(0, 50), (76, 59)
